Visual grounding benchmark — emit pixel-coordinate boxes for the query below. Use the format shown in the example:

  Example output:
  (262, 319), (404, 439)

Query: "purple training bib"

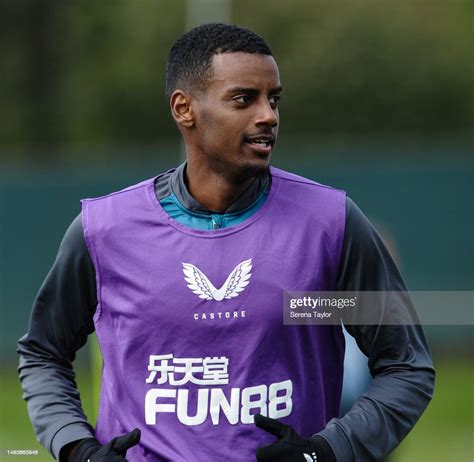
(81, 167), (346, 461)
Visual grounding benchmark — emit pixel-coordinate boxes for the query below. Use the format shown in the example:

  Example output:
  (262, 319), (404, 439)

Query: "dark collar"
(169, 162), (270, 214)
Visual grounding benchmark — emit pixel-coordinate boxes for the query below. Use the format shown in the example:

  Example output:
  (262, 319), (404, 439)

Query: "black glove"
(69, 428), (141, 462)
(254, 414), (335, 462)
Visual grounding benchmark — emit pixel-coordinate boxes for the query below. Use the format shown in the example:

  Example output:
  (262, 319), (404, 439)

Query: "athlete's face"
(187, 52), (281, 181)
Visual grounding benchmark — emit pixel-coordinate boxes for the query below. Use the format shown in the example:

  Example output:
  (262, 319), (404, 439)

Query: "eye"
(232, 95), (252, 104)
(269, 94), (281, 108)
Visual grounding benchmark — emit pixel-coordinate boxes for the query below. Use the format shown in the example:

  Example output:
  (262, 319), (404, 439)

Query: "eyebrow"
(226, 86), (283, 95)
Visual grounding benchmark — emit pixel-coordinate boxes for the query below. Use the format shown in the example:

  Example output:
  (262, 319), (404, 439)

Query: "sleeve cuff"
(50, 422), (95, 460)
(314, 418), (354, 462)
(312, 435), (336, 462)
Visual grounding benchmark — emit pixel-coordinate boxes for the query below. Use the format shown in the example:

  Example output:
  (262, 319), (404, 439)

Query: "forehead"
(207, 52), (280, 91)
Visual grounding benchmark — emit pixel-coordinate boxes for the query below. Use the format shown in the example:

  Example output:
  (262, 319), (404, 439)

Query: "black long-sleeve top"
(17, 165), (435, 461)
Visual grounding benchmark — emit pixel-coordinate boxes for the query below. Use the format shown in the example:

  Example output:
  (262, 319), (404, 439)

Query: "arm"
(317, 198), (435, 460)
(17, 214), (97, 460)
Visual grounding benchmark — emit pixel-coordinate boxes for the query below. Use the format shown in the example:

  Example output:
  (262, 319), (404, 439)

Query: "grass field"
(1, 356), (472, 461)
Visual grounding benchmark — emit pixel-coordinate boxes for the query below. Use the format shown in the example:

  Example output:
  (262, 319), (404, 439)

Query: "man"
(18, 23), (435, 461)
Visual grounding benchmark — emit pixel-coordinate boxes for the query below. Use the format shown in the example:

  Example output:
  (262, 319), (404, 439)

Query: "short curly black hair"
(165, 23), (273, 101)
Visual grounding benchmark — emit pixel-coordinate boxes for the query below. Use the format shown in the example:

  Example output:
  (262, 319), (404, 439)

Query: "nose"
(255, 100), (278, 127)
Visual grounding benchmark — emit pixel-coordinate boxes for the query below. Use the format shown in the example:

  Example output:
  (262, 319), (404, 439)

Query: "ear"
(170, 90), (195, 128)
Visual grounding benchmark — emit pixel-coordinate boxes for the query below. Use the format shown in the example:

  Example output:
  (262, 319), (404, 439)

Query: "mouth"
(244, 135), (274, 156)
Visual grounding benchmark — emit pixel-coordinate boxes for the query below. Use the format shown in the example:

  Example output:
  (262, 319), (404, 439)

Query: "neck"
(185, 159), (259, 213)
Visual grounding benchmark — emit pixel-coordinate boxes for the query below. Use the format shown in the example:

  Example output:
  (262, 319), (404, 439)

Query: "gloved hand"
(254, 414), (335, 462)
(69, 428), (141, 462)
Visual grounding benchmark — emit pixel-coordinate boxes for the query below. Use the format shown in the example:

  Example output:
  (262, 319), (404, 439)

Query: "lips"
(244, 134), (275, 155)
(245, 134), (274, 148)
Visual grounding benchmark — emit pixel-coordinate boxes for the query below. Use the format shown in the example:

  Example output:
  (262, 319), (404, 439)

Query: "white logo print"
(303, 453), (317, 462)
(182, 259), (252, 301)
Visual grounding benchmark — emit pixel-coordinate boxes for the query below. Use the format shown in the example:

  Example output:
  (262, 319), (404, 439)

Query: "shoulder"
(270, 166), (345, 195)
(270, 166), (346, 220)
(80, 169), (178, 228)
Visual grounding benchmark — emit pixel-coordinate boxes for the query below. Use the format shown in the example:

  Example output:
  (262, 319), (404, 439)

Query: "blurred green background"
(1, 0), (472, 461)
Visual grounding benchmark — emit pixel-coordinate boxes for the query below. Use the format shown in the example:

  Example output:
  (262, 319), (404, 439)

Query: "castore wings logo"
(182, 259), (252, 301)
